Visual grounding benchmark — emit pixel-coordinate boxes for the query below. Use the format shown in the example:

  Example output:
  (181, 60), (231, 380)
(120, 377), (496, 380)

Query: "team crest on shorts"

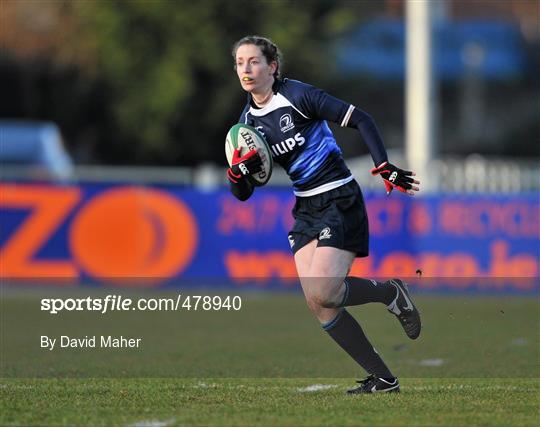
(319, 227), (332, 240)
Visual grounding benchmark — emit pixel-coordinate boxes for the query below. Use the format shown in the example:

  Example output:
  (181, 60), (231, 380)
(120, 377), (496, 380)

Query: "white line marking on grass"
(192, 382), (219, 389)
(408, 385), (536, 392)
(129, 419), (175, 427)
(1, 384), (34, 389)
(418, 358), (445, 366)
(297, 384), (338, 393)
(194, 382), (208, 388)
(510, 337), (528, 346)
(408, 385), (470, 391)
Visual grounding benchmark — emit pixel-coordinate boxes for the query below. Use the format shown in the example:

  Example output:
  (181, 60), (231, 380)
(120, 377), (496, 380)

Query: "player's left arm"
(302, 86), (419, 195)
(370, 161), (419, 196)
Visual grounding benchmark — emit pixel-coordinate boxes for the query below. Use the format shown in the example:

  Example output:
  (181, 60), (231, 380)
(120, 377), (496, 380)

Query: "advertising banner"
(1, 183), (538, 293)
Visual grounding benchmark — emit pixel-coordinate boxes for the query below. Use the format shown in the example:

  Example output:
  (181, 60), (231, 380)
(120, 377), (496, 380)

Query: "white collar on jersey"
(248, 92), (309, 118)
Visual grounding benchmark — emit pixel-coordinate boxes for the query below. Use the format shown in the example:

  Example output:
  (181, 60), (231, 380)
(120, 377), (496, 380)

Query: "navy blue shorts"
(288, 180), (369, 257)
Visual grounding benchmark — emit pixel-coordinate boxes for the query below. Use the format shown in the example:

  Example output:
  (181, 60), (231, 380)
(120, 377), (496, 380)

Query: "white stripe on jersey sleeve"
(340, 104), (355, 127)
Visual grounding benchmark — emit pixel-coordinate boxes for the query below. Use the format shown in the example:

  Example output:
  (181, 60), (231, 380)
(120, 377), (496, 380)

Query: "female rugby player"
(227, 35), (421, 394)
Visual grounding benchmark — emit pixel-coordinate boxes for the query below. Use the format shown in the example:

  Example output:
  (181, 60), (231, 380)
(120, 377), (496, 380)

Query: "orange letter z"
(0, 184), (81, 278)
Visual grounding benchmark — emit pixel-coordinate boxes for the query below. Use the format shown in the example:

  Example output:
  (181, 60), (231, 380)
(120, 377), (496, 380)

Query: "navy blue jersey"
(238, 78), (388, 196)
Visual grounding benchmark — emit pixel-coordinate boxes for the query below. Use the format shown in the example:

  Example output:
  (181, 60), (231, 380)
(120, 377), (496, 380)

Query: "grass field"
(1, 290), (539, 426)
(2, 378), (539, 426)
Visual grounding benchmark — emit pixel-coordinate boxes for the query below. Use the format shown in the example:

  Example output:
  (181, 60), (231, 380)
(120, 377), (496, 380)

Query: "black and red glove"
(371, 161), (420, 195)
(227, 148), (263, 184)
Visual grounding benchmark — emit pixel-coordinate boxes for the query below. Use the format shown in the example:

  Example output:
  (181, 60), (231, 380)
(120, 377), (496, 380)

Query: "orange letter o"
(69, 187), (197, 283)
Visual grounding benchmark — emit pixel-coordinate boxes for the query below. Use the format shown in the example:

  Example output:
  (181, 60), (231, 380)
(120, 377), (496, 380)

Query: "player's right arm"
(227, 105), (260, 201)
(227, 148), (262, 201)
(228, 174), (254, 201)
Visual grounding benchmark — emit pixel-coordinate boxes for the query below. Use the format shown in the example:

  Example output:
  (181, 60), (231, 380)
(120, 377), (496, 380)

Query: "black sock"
(323, 309), (393, 378)
(338, 277), (396, 307)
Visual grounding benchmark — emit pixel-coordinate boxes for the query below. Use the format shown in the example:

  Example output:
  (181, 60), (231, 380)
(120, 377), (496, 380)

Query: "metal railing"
(1, 154), (538, 193)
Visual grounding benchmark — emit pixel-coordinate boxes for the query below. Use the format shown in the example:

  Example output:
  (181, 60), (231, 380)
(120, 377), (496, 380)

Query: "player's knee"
(305, 300), (334, 323)
(305, 297), (322, 315)
(307, 288), (339, 309)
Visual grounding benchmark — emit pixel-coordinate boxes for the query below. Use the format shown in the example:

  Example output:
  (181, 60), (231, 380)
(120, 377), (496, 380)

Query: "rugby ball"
(225, 123), (273, 186)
